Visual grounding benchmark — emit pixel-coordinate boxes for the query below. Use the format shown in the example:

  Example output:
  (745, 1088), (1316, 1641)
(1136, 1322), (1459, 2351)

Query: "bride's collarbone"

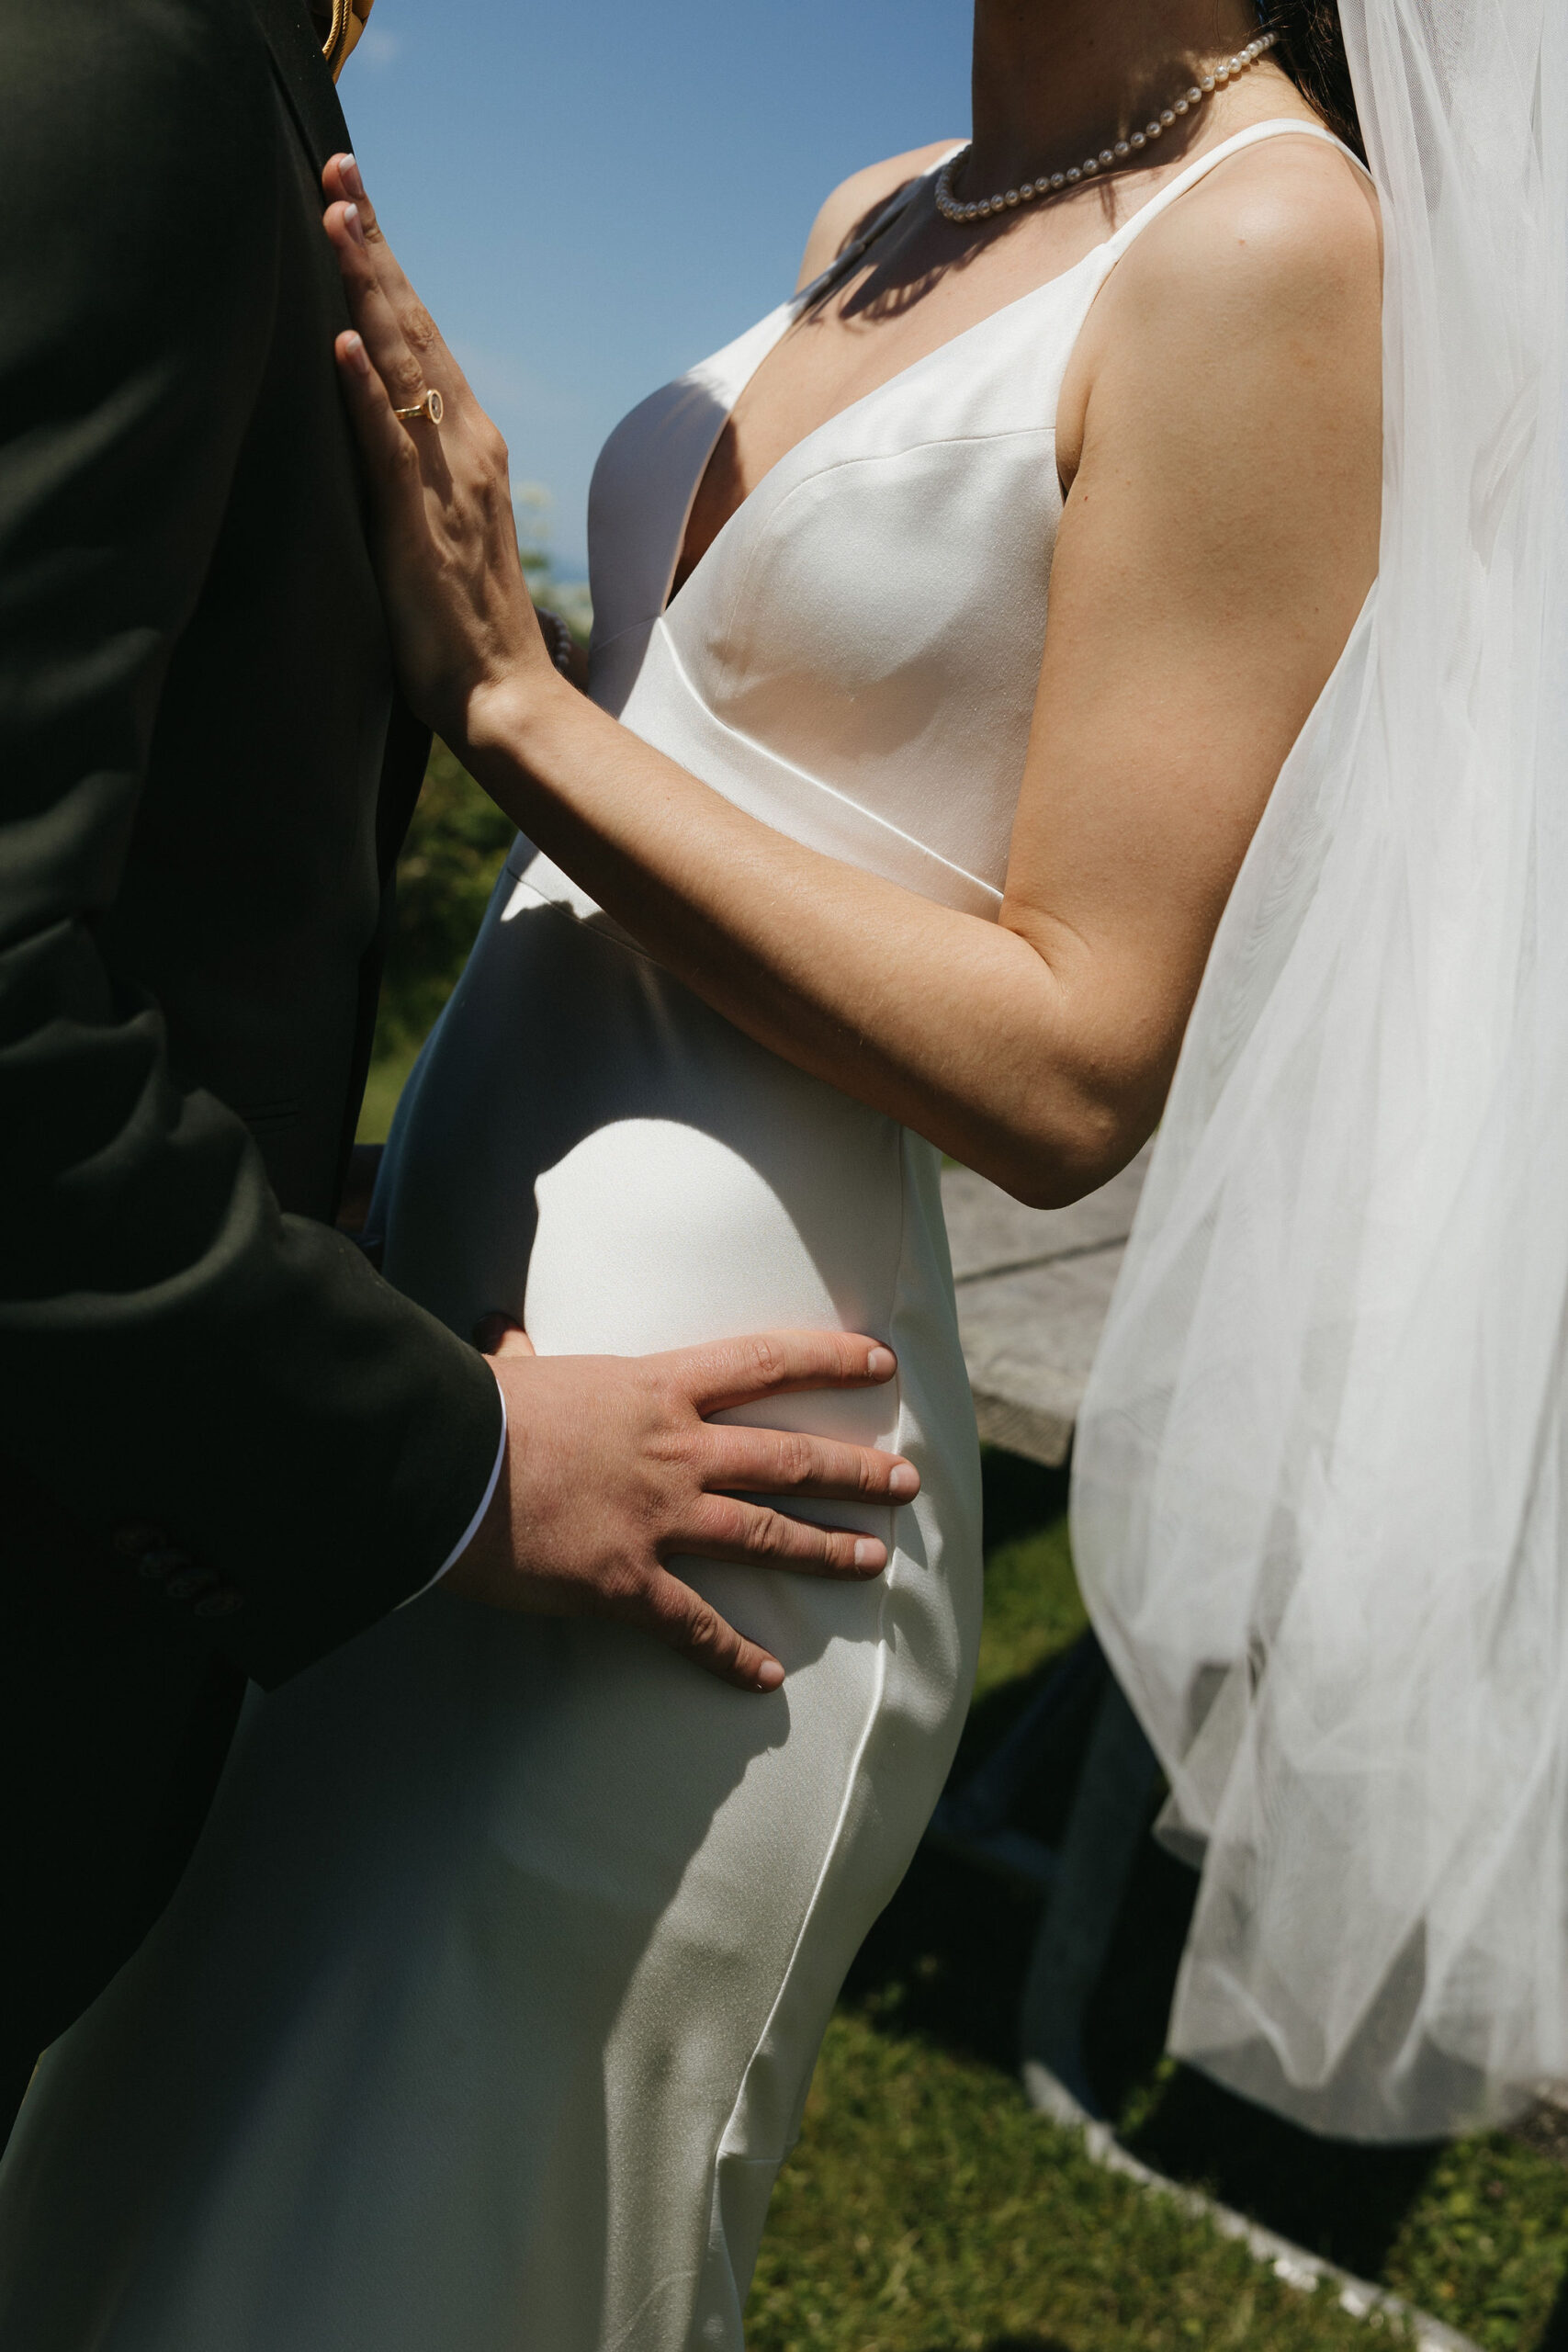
(772, 205), (1089, 418)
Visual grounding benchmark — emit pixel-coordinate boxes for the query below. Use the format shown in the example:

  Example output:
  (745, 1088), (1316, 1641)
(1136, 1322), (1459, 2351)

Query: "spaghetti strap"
(799, 123), (1365, 317)
(1101, 118), (1370, 268)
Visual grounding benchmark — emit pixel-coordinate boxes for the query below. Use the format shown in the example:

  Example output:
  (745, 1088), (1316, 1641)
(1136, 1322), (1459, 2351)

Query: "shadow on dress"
(0, 1577), (811, 2349)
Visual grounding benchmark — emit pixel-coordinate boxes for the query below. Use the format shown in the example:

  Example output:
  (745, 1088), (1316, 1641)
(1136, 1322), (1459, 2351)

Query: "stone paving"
(942, 1142), (1153, 1466)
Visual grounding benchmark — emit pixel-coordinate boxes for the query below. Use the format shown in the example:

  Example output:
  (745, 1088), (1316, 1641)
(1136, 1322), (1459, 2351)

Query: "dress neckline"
(662, 119), (1361, 619)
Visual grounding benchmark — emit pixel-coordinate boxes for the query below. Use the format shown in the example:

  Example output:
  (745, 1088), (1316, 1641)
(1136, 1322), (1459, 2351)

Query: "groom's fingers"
(682, 1495), (887, 1577)
(674, 1329), (905, 1413)
(636, 1571), (784, 1693)
(629, 1501), (886, 1689)
(670, 1330), (920, 1502)
(697, 1421), (917, 1505)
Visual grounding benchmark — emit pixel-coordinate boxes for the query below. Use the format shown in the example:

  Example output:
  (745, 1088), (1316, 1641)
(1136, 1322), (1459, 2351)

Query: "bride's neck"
(968, 0), (1270, 189)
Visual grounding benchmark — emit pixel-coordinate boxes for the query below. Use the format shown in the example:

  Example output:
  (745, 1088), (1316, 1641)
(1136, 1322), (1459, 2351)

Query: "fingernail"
(756, 1660), (784, 1692)
(853, 1537), (886, 1572)
(342, 201), (366, 247)
(340, 153), (366, 199)
(342, 332), (370, 377)
(889, 1464), (919, 1500)
(866, 1346), (896, 1380)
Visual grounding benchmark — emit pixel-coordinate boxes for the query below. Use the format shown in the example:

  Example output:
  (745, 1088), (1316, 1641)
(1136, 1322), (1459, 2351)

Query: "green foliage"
(518, 480), (593, 644)
(355, 486), (591, 1145)
(374, 739), (513, 1063)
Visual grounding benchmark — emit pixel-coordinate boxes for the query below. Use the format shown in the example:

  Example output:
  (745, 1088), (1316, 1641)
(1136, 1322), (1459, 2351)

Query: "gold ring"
(392, 388), (444, 425)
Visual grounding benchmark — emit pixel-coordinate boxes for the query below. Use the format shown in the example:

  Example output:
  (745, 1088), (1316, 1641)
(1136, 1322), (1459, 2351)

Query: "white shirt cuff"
(397, 1378), (508, 1607)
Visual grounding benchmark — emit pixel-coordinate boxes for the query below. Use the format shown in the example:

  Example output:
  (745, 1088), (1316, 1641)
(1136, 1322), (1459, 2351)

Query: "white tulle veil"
(1072, 0), (1568, 2140)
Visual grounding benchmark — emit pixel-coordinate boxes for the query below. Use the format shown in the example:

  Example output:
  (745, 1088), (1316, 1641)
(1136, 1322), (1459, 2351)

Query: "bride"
(0, 2), (1379, 2344)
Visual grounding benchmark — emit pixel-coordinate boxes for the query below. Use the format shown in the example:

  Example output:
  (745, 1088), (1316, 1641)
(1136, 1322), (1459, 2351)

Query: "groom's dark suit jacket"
(0, 0), (504, 2097)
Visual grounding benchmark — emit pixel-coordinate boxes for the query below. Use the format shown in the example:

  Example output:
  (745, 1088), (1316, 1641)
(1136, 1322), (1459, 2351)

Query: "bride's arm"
(323, 150), (1380, 1210)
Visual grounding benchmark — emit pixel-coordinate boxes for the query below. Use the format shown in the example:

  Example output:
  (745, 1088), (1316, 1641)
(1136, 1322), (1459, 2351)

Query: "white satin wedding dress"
(0, 122), (1338, 2351)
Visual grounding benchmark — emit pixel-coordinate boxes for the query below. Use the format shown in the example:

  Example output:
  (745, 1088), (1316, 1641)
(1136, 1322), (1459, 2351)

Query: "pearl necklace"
(934, 30), (1279, 225)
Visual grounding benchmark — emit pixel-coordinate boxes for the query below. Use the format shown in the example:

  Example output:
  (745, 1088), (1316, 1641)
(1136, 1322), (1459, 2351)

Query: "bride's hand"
(321, 153), (560, 747)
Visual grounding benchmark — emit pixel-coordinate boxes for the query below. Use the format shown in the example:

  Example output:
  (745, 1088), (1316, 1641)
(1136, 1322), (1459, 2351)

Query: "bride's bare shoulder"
(1114, 129), (1382, 330)
(1058, 128), (1380, 480)
(794, 142), (960, 291)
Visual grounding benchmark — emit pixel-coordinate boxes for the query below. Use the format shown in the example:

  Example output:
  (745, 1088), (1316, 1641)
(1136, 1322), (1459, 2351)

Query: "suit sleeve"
(0, 0), (504, 1687)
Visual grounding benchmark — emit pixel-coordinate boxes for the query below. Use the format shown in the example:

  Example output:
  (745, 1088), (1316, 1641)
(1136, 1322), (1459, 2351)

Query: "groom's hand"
(443, 1318), (919, 1692)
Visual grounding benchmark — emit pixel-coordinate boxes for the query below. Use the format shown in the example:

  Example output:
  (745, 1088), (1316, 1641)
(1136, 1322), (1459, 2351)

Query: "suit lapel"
(249, 0), (352, 175)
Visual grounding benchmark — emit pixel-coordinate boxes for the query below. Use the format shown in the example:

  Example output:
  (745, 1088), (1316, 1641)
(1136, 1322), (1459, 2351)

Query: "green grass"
(355, 740), (515, 1148)
(1383, 2138), (1568, 2345)
(750, 2014), (1381, 2352)
(970, 1455), (1089, 1705)
(745, 1453), (1568, 2351)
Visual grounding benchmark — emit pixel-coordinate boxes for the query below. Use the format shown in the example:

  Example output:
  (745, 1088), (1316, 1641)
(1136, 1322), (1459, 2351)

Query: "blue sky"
(341, 1), (973, 576)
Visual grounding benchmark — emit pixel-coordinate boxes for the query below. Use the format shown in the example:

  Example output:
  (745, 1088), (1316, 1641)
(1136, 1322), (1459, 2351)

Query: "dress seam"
(650, 627), (1006, 918)
(723, 426), (1056, 619)
(708, 424), (1058, 761)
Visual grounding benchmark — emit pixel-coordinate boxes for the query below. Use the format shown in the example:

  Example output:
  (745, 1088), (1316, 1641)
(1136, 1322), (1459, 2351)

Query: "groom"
(0, 0), (910, 2133)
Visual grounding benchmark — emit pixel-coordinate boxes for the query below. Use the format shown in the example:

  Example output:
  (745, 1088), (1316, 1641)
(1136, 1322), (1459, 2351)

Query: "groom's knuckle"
(637, 1576), (676, 1628)
(647, 1367), (688, 1427)
(684, 1600), (723, 1657)
(657, 1413), (700, 1476)
(624, 1544), (660, 1593)
(773, 1432), (813, 1489)
(597, 1556), (645, 1615)
(745, 1507), (786, 1559)
(656, 1588), (716, 1656)
(697, 1494), (742, 1547)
